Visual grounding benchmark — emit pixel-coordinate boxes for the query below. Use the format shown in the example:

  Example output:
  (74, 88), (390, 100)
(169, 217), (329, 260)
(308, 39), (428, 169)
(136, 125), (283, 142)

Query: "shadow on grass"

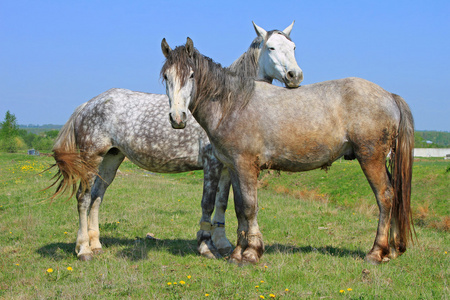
(37, 238), (366, 261)
(37, 235), (198, 261)
(264, 243), (366, 259)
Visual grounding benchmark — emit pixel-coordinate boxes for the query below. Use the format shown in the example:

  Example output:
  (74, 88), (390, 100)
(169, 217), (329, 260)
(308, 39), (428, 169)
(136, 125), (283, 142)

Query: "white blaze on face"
(259, 33), (303, 87)
(164, 66), (194, 127)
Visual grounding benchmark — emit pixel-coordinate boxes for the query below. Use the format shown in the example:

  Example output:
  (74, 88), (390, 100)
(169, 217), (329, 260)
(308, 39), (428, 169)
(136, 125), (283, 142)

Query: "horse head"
(254, 21), (303, 88)
(161, 37), (195, 129)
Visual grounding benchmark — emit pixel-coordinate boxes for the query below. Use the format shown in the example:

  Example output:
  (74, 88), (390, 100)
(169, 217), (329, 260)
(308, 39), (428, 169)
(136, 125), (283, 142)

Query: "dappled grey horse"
(161, 38), (415, 265)
(49, 22), (302, 261)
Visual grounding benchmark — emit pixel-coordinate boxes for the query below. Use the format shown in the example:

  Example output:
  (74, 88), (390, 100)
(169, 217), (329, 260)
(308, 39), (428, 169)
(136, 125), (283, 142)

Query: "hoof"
(92, 248), (103, 255)
(228, 247), (243, 264)
(198, 240), (221, 259)
(242, 250), (259, 264)
(218, 246), (233, 257)
(78, 253), (94, 261)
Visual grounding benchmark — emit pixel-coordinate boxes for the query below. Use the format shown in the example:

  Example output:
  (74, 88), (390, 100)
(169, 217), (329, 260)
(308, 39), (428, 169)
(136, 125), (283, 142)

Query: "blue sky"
(1, 0), (449, 131)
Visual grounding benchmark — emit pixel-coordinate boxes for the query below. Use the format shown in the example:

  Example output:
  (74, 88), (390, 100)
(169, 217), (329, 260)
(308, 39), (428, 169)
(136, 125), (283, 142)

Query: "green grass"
(0, 152), (448, 299)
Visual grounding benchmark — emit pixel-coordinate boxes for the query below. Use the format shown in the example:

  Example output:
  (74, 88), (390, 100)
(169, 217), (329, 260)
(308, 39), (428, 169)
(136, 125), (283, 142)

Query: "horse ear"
(252, 21), (267, 39)
(283, 21), (295, 37)
(161, 38), (172, 58)
(186, 37), (194, 57)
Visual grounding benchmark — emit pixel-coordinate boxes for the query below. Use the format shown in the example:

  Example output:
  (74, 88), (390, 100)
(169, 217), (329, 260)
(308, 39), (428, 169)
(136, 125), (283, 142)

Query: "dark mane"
(161, 45), (255, 119)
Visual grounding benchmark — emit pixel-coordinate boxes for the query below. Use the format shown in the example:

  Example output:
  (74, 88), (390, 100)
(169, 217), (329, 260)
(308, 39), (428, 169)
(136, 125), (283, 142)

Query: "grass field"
(0, 152), (448, 299)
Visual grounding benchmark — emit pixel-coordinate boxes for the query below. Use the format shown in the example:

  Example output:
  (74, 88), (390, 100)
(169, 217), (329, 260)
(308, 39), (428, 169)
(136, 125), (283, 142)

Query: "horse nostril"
(181, 112), (187, 122)
(287, 71), (295, 79)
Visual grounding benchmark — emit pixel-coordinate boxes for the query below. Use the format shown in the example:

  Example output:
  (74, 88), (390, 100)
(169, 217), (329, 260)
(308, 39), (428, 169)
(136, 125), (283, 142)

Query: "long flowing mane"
(161, 46), (255, 119)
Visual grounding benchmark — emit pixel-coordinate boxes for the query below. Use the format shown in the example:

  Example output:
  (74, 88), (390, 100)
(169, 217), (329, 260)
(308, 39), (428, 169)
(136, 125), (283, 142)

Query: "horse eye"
(163, 74), (168, 81)
(189, 72), (194, 79)
(269, 47), (275, 51)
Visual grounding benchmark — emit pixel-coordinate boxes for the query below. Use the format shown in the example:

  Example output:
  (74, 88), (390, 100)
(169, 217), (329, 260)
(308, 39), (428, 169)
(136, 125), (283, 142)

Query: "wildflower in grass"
(285, 288), (289, 292)
(270, 294), (275, 298)
(64, 232), (68, 234)
(67, 267), (73, 271)
(173, 282), (177, 285)
(260, 296), (265, 299)
(179, 280), (185, 285)
(260, 280), (265, 283)
(339, 290), (345, 293)
(264, 265), (268, 269)
(255, 285), (259, 288)
(187, 275), (192, 279)
(15, 263), (19, 266)
(47, 268), (53, 273)
(205, 294), (209, 297)
(347, 288), (352, 291)
(167, 282), (172, 286)
(445, 251), (448, 254)
(116, 221), (120, 224)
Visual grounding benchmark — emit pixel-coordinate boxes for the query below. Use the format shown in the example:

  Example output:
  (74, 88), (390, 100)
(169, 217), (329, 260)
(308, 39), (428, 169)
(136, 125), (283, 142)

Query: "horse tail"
(46, 102), (95, 199)
(390, 93), (415, 249)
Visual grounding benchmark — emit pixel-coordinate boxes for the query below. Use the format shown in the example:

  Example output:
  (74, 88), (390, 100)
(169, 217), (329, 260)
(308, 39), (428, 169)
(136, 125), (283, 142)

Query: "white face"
(163, 65), (194, 129)
(259, 33), (303, 88)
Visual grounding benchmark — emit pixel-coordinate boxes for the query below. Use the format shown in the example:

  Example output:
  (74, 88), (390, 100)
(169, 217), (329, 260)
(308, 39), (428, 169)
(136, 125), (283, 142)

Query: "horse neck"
(227, 37), (262, 78)
(191, 55), (254, 134)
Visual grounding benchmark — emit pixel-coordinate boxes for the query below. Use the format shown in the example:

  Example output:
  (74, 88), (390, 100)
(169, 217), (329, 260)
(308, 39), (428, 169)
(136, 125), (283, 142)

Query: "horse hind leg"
(76, 170), (98, 261)
(358, 158), (394, 265)
(211, 167), (233, 257)
(87, 149), (125, 256)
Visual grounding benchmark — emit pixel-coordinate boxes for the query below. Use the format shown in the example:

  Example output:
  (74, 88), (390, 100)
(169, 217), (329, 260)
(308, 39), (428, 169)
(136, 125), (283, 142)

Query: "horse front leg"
(197, 145), (223, 258)
(211, 167), (233, 256)
(228, 160), (264, 264)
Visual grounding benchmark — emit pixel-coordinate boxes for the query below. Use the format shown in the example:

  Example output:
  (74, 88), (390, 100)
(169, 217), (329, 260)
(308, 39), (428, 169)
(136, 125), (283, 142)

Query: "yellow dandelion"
(339, 290), (345, 293)
(445, 251), (448, 254)
(15, 263), (19, 266)
(205, 294), (210, 297)
(47, 268), (53, 273)
(264, 265), (268, 268)
(116, 221), (120, 224)
(260, 280), (265, 283)
(260, 296), (265, 299)
(270, 294), (275, 298)
(180, 280), (185, 285)
(347, 288), (352, 291)
(285, 288), (289, 292)
(173, 282), (177, 285)
(64, 232), (68, 234)
(167, 282), (172, 286)
(67, 267), (73, 271)
(255, 285), (259, 288)
(187, 275), (192, 279)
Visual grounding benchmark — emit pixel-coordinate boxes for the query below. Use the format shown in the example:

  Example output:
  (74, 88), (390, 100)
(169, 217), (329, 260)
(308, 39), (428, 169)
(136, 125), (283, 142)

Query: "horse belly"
(263, 140), (351, 172)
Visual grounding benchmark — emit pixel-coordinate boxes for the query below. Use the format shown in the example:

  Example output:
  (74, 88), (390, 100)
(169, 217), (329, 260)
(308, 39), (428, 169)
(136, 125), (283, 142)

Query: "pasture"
(0, 152), (448, 299)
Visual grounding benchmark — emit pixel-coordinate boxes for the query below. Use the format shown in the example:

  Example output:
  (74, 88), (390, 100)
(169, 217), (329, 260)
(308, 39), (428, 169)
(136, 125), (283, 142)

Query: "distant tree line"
(415, 130), (450, 148)
(0, 111), (59, 153)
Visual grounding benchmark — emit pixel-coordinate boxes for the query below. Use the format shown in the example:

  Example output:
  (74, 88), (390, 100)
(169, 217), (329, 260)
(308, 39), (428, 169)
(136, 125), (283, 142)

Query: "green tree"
(0, 111), (20, 153)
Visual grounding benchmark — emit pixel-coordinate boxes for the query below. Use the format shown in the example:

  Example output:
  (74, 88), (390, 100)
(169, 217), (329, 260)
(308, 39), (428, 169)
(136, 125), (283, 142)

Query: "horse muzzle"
(284, 69), (303, 88)
(169, 112), (187, 129)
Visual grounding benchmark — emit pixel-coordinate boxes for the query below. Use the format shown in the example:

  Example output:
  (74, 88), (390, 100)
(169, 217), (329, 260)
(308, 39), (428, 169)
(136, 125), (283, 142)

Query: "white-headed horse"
(161, 38), (415, 265)
(49, 22), (302, 261)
